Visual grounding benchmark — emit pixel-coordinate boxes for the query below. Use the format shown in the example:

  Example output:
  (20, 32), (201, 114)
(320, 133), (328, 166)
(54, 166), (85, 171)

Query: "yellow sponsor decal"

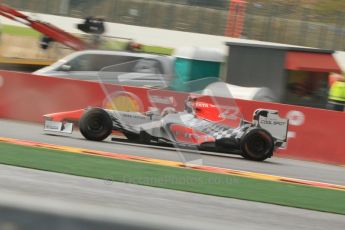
(103, 92), (143, 112)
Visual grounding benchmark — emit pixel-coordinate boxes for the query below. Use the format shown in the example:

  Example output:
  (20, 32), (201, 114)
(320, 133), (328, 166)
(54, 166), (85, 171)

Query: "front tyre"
(79, 108), (112, 141)
(240, 128), (274, 161)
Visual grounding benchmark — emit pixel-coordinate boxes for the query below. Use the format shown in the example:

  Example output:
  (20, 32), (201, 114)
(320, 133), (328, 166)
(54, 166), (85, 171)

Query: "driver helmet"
(184, 95), (198, 114)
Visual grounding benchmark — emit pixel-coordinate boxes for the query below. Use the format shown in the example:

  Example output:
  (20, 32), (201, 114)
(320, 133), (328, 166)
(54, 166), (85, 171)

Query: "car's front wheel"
(79, 108), (112, 141)
(240, 128), (274, 161)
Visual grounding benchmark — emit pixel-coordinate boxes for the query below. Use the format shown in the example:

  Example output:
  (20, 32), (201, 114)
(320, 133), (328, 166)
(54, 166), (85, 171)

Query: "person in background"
(328, 73), (344, 87)
(328, 75), (345, 111)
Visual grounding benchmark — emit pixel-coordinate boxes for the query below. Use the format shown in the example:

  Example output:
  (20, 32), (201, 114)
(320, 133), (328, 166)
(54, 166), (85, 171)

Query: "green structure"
(172, 47), (224, 92)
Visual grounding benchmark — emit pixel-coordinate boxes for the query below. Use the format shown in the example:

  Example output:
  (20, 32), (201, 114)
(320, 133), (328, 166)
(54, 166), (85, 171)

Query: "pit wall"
(0, 70), (344, 165)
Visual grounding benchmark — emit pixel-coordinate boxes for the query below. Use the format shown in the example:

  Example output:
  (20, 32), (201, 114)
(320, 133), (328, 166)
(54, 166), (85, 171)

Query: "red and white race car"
(44, 96), (288, 161)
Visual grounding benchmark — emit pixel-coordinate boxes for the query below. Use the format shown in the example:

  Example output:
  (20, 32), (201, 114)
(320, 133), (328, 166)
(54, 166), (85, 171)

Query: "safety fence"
(0, 70), (344, 165)
(4, 0), (345, 51)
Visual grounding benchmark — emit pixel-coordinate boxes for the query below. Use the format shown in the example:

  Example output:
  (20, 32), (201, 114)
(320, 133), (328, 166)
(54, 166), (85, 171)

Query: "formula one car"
(44, 97), (288, 161)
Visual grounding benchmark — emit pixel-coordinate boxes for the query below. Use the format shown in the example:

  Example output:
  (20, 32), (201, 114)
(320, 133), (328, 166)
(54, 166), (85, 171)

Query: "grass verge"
(0, 142), (344, 215)
(142, 45), (174, 55)
(2, 25), (41, 37)
(2, 25), (174, 55)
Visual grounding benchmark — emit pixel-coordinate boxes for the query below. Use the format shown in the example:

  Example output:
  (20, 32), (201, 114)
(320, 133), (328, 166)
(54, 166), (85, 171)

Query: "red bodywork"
(170, 124), (215, 144)
(44, 109), (123, 136)
(194, 101), (222, 122)
(44, 109), (85, 122)
(193, 99), (242, 128)
(0, 4), (89, 50)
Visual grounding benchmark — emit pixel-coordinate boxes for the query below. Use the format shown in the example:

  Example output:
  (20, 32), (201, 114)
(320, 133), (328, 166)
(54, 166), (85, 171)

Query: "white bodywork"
(254, 110), (288, 141)
(44, 120), (73, 134)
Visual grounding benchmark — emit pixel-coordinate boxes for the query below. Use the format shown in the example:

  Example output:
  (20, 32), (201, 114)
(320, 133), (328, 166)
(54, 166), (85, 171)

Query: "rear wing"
(252, 109), (289, 144)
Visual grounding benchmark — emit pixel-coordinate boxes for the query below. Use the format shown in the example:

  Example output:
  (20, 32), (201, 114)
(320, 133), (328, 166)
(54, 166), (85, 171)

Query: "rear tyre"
(240, 128), (274, 161)
(79, 108), (112, 141)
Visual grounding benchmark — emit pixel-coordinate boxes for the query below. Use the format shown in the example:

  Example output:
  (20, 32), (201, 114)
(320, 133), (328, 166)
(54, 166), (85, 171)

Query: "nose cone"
(43, 109), (85, 122)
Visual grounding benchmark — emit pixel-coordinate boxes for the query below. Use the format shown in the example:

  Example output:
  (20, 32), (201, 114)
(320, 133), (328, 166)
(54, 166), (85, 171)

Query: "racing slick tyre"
(79, 108), (112, 141)
(240, 128), (274, 161)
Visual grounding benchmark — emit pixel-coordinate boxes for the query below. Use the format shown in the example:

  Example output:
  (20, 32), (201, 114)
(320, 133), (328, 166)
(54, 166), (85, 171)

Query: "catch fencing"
(4, 0), (345, 51)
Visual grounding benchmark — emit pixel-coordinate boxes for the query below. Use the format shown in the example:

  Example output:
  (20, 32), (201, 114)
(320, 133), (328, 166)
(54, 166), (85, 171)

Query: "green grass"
(0, 142), (344, 215)
(104, 41), (174, 55)
(2, 23), (174, 55)
(2, 25), (41, 37)
(2, 25), (174, 55)
(142, 45), (174, 55)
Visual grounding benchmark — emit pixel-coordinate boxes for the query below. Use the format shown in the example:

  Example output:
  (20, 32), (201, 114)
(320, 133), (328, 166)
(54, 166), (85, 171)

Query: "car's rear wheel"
(79, 108), (112, 141)
(240, 128), (274, 161)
